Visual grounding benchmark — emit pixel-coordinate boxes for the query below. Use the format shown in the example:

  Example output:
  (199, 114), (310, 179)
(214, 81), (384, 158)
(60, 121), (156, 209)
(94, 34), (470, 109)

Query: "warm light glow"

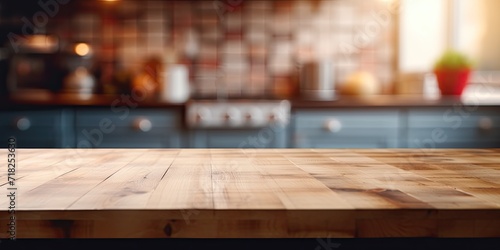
(75, 43), (90, 56)
(30, 35), (49, 47)
(26, 35), (58, 52)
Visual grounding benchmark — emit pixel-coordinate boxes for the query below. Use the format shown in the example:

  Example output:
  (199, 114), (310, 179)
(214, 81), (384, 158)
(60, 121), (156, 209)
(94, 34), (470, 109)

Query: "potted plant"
(433, 50), (474, 96)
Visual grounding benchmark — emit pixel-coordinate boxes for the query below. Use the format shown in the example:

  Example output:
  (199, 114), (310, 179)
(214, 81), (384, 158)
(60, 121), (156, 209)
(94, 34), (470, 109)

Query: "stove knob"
(195, 113), (204, 122)
(270, 106), (287, 122)
(224, 108), (240, 123)
(195, 108), (211, 125)
(245, 108), (261, 123)
(269, 113), (279, 124)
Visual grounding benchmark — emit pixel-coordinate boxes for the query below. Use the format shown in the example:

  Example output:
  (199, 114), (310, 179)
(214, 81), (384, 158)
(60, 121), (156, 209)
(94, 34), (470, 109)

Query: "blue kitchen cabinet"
(3, 106), (499, 149)
(406, 107), (500, 148)
(0, 109), (74, 148)
(74, 108), (184, 148)
(292, 109), (401, 148)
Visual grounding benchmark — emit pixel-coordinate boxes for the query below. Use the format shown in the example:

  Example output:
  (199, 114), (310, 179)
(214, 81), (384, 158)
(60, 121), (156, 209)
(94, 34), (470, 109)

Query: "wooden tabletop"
(1, 149), (500, 238)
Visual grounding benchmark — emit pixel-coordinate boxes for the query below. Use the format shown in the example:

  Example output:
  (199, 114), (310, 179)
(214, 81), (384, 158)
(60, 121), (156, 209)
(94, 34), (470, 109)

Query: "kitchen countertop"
(0, 92), (185, 109)
(2, 91), (500, 109)
(0, 86), (500, 109)
(291, 95), (500, 108)
(1, 148), (499, 238)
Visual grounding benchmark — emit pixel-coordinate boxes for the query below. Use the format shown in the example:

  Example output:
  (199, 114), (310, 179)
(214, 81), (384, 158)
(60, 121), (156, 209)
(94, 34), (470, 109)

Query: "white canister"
(161, 65), (190, 103)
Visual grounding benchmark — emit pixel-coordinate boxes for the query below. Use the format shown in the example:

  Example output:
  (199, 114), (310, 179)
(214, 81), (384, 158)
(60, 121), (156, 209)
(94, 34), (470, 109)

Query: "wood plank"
(146, 150), (213, 209)
(257, 167), (353, 209)
(0, 149), (65, 186)
(211, 158), (285, 209)
(69, 150), (177, 209)
(13, 150), (145, 210)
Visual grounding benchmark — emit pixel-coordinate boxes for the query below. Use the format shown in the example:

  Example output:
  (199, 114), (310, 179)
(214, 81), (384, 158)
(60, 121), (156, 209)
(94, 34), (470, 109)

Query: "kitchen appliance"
(6, 35), (63, 93)
(186, 100), (291, 128)
(299, 60), (336, 100)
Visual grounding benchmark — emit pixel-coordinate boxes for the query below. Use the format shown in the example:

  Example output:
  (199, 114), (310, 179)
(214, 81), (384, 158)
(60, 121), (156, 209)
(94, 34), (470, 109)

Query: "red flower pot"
(434, 69), (471, 96)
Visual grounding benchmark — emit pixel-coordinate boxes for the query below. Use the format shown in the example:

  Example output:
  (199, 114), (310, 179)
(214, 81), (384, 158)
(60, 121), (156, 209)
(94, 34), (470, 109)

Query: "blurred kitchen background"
(0, 0), (499, 149)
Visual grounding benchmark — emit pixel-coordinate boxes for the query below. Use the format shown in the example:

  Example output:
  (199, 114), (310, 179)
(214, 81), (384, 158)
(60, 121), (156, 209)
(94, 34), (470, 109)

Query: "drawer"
(0, 109), (70, 147)
(0, 128), (60, 147)
(293, 130), (399, 148)
(0, 110), (63, 128)
(295, 110), (399, 128)
(76, 132), (181, 148)
(75, 109), (182, 148)
(76, 109), (181, 128)
(293, 110), (400, 148)
(408, 108), (500, 148)
(408, 108), (500, 128)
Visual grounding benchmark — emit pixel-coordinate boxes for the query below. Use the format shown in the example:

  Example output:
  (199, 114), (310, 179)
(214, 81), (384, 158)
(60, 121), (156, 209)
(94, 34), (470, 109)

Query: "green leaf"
(434, 50), (474, 70)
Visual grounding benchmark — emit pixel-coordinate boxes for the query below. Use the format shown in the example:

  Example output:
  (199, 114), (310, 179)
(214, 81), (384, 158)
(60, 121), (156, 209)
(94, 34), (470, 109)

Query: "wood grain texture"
(1, 149), (500, 238)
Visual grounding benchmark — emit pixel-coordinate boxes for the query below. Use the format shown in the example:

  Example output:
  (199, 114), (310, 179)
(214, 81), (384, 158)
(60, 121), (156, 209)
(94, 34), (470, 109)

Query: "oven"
(185, 100), (291, 148)
(4, 35), (65, 93)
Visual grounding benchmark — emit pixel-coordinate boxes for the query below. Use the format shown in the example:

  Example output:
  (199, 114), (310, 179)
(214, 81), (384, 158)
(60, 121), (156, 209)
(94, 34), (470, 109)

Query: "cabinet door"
(189, 126), (287, 148)
(75, 108), (183, 148)
(293, 110), (400, 148)
(407, 107), (500, 148)
(0, 109), (72, 148)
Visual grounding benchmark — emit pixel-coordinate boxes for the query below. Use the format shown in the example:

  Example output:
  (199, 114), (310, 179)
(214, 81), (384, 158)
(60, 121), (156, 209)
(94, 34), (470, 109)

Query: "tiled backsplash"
(54, 0), (397, 97)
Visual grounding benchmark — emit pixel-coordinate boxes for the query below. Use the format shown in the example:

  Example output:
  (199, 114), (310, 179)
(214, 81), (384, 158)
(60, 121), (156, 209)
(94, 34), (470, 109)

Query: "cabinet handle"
(15, 117), (31, 131)
(324, 118), (342, 133)
(132, 118), (153, 132)
(478, 117), (493, 131)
